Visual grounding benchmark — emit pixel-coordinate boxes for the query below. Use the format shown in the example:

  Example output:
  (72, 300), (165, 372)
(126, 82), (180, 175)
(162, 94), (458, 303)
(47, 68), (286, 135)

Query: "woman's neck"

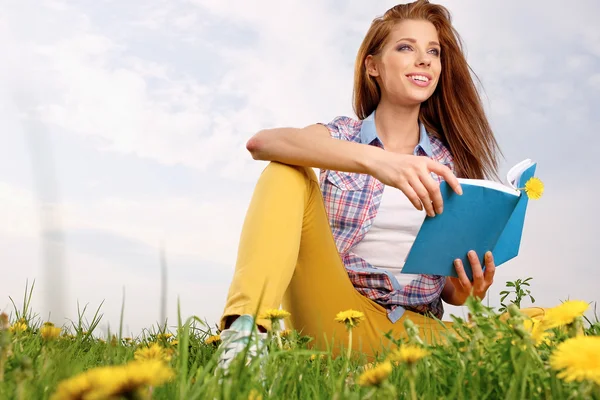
(373, 99), (421, 154)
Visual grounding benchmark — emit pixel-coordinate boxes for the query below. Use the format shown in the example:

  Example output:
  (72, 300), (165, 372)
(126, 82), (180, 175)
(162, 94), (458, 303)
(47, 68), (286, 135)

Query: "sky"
(1, 0), (599, 337)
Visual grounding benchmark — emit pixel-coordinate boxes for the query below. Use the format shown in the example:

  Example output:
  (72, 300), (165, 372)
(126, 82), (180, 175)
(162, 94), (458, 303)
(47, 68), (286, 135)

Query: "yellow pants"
(221, 162), (546, 359)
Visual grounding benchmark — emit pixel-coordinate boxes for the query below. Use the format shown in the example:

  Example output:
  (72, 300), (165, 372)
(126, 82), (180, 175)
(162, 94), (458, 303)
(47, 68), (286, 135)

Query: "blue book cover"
(401, 159), (537, 280)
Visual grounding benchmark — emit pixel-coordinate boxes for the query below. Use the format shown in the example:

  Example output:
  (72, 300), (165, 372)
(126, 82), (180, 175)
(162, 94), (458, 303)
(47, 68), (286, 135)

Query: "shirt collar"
(359, 110), (433, 157)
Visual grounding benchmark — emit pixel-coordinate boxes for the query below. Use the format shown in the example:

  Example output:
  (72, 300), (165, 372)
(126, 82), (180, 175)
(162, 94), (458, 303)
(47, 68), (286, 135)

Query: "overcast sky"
(1, 0), (599, 337)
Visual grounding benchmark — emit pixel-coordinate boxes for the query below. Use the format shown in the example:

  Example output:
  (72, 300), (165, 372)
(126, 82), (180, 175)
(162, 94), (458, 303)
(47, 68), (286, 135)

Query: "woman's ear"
(365, 55), (379, 78)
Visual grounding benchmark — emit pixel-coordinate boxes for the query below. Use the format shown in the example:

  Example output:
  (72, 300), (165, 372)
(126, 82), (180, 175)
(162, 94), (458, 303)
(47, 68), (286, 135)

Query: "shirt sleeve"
(317, 116), (352, 142)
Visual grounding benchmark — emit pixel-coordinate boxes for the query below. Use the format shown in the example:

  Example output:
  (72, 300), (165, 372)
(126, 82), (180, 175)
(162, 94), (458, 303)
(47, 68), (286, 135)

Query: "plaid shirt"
(319, 112), (455, 322)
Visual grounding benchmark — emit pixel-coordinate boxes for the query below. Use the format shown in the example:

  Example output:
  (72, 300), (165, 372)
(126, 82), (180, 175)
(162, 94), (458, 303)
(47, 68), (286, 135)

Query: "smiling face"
(365, 19), (442, 107)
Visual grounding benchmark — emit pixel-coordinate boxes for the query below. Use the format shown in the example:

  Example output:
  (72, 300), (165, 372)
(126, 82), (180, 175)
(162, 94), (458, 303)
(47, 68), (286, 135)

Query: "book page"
(507, 159), (534, 189)
(457, 178), (520, 196)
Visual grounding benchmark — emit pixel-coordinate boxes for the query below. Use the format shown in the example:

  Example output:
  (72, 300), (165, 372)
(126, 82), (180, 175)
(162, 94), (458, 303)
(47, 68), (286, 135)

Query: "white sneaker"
(216, 314), (268, 373)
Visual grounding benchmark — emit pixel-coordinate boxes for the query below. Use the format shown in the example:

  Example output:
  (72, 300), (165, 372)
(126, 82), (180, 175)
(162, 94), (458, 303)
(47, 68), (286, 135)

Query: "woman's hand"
(442, 250), (496, 306)
(367, 152), (462, 217)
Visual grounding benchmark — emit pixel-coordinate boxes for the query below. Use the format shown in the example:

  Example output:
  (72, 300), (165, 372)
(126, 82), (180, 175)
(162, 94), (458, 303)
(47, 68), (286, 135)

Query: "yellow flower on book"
(260, 309), (291, 321)
(523, 177), (544, 200)
(388, 345), (430, 366)
(542, 300), (589, 330)
(335, 310), (365, 329)
(549, 336), (600, 385)
(357, 361), (393, 387)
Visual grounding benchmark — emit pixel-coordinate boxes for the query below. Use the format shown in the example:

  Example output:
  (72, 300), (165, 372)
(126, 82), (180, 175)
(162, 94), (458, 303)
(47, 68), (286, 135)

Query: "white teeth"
(409, 75), (429, 82)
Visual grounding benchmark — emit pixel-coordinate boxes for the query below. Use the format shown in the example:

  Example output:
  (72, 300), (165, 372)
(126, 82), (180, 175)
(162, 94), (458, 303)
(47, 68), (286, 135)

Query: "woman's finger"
(409, 177), (435, 217)
(483, 251), (496, 285)
(453, 259), (471, 290)
(468, 250), (484, 285)
(420, 172), (443, 215)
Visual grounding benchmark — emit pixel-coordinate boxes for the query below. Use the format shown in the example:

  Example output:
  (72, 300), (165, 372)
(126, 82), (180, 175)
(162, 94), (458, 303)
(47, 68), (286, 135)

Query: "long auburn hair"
(353, 0), (500, 180)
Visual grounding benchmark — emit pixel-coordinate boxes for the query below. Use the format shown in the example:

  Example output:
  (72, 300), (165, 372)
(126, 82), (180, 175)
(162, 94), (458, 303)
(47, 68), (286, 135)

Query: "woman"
(216, 0), (508, 369)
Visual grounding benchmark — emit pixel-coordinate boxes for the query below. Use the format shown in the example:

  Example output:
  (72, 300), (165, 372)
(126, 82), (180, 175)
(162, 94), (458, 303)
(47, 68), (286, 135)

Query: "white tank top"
(352, 185), (424, 286)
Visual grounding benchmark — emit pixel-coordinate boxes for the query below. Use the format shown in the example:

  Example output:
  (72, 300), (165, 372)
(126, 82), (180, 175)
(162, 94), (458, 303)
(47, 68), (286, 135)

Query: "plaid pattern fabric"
(318, 113), (455, 321)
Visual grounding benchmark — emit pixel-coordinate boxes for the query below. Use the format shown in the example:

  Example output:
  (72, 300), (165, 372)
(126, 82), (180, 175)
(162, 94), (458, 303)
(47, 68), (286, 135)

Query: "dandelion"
(388, 344), (430, 400)
(549, 336), (600, 385)
(543, 300), (589, 330)
(335, 310), (365, 328)
(280, 329), (291, 338)
(519, 177), (544, 200)
(205, 334), (221, 346)
(40, 322), (61, 340)
(260, 309), (291, 321)
(248, 388), (263, 400)
(335, 309), (365, 360)
(156, 333), (173, 342)
(134, 343), (172, 362)
(357, 361), (393, 387)
(260, 309), (291, 349)
(523, 318), (552, 346)
(50, 359), (174, 400)
(388, 345), (430, 366)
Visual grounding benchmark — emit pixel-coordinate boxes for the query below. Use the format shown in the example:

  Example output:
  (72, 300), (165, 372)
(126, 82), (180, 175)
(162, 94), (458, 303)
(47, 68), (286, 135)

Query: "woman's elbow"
(246, 133), (263, 159)
(246, 130), (274, 160)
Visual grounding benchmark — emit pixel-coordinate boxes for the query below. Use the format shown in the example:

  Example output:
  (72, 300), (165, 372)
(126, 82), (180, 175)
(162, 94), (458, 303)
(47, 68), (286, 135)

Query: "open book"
(401, 159), (538, 279)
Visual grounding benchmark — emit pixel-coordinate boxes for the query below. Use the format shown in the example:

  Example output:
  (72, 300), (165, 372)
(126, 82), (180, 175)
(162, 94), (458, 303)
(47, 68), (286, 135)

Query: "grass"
(1, 280), (599, 400)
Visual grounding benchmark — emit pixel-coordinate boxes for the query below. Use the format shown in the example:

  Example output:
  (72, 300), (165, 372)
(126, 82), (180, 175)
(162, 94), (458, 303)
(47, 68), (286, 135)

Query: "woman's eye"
(397, 45), (411, 51)
(429, 49), (440, 56)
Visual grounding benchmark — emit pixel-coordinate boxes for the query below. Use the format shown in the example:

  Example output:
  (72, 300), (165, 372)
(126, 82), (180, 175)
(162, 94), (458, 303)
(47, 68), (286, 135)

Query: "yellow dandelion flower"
(523, 318), (552, 346)
(51, 359), (174, 400)
(543, 300), (589, 330)
(357, 361), (393, 387)
(134, 343), (171, 362)
(260, 309), (291, 321)
(95, 360), (174, 399)
(549, 336), (600, 385)
(50, 371), (95, 400)
(335, 310), (365, 329)
(40, 322), (61, 340)
(280, 329), (291, 338)
(522, 177), (544, 200)
(156, 333), (173, 341)
(9, 321), (27, 334)
(389, 345), (430, 366)
(205, 334), (221, 346)
(171, 340), (179, 346)
(248, 389), (263, 400)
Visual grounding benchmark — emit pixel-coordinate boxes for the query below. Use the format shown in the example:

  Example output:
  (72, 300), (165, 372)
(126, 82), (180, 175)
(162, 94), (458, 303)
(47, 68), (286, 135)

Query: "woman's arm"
(246, 124), (379, 174)
(246, 125), (463, 216)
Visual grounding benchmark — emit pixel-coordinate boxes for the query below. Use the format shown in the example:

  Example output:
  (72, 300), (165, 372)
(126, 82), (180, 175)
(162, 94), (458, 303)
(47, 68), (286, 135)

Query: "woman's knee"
(261, 161), (318, 184)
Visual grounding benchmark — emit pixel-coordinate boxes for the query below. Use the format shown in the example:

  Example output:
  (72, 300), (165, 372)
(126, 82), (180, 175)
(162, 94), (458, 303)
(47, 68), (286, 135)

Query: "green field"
(1, 280), (599, 400)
